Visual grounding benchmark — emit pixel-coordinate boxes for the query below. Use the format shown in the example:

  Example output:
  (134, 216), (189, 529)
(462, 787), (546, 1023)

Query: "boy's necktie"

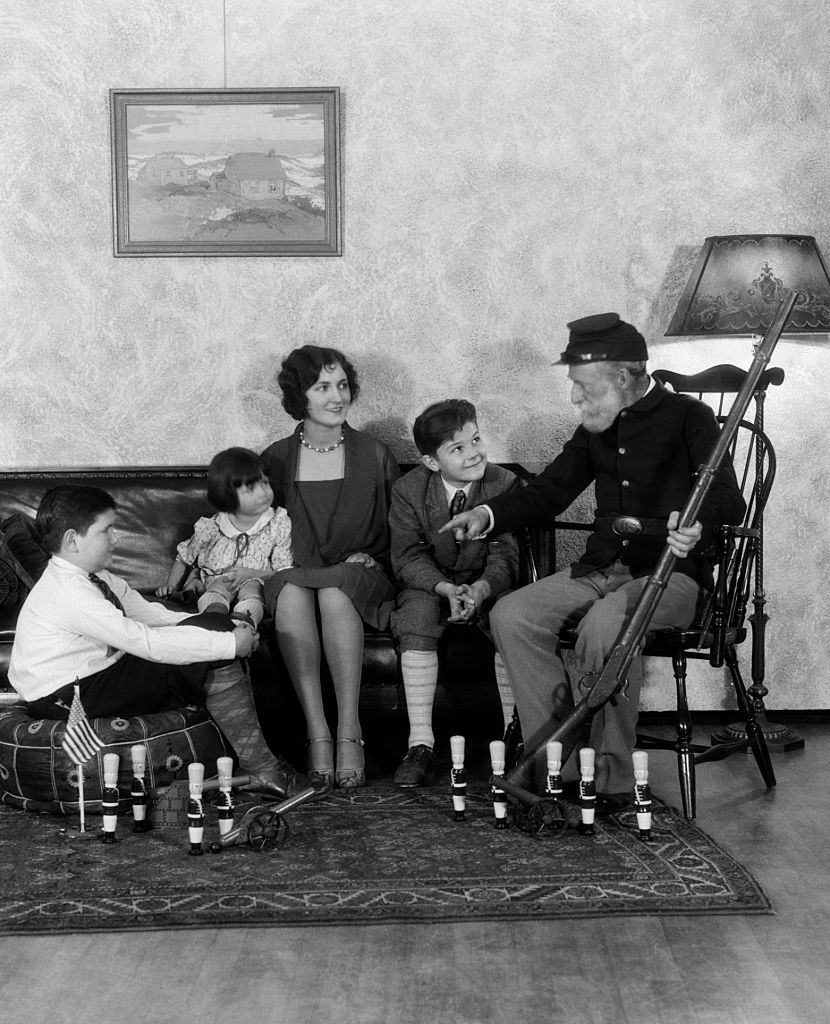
(449, 490), (466, 518)
(89, 573), (125, 613)
(449, 490), (466, 548)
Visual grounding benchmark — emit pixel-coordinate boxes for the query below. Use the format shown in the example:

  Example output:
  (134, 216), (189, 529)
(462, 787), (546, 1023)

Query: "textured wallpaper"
(2, 0), (829, 708)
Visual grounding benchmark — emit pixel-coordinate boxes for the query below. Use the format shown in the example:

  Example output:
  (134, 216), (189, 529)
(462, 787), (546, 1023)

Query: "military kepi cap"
(556, 312), (648, 364)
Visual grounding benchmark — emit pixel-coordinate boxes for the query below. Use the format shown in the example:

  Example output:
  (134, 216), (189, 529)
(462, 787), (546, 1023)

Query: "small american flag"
(61, 685), (104, 765)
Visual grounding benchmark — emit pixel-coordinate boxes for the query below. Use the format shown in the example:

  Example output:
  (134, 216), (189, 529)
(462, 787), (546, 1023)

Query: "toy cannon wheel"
(512, 798), (566, 836)
(245, 809), (290, 851)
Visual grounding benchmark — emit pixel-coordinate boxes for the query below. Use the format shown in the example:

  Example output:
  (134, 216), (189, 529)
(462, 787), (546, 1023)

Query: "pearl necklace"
(299, 429), (345, 454)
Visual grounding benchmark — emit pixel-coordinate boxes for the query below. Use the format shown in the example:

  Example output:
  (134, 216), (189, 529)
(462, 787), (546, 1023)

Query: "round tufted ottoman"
(0, 703), (229, 814)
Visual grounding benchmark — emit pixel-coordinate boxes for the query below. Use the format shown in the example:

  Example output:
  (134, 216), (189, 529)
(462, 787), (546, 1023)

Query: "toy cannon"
(183, 759), (319, 854)
(139, 753), (319, 854)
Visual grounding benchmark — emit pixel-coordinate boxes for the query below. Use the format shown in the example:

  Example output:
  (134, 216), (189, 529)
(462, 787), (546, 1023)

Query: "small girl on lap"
(157, 447), (292, 626)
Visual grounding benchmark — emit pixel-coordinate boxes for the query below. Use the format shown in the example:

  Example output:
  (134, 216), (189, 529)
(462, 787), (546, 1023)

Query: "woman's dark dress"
(262, 424), (399, 630)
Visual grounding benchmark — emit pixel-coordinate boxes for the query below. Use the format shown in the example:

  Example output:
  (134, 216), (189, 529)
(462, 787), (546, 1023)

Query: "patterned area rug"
(0, 779), (770, 934)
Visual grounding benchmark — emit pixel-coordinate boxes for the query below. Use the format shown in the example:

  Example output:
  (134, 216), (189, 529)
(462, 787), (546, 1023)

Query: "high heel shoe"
(335, 737), (365, 790)
(306, 737), (334, 791)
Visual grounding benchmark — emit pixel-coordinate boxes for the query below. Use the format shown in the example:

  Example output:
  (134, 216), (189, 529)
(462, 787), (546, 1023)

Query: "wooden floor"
(2, 717), (827, 1024)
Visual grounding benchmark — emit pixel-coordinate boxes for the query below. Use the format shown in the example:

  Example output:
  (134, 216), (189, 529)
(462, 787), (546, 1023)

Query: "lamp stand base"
(710, 715), (805, 752)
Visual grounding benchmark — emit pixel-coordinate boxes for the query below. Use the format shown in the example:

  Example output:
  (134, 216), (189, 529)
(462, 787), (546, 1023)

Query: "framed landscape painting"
(110, 88), (342, 257)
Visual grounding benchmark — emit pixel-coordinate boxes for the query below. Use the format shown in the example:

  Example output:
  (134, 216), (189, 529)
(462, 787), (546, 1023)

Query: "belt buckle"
(611, 516), (643, 536)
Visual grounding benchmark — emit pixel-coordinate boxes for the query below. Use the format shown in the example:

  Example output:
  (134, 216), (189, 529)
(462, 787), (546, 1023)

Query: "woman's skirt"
(265, 563), (394, 631)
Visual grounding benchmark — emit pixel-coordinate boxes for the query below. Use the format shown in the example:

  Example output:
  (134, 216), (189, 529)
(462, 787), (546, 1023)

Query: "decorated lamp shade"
(666, 235), (830, 336)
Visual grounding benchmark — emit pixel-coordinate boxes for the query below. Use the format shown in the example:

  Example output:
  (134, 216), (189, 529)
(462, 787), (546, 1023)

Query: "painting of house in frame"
(110, 88), (342, 257)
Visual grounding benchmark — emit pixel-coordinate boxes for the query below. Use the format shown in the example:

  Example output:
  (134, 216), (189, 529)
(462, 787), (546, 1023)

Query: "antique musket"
(498, 289), (797, 805)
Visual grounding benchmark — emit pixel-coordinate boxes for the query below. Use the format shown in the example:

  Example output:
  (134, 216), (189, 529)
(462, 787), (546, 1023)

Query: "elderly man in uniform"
(442, 313), (745, 810)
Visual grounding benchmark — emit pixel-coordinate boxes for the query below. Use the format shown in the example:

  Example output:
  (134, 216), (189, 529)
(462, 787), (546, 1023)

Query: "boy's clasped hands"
(435, 578), (492, 623)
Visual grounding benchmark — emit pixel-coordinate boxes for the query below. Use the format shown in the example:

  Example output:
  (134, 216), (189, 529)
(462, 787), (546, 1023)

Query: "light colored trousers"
(490, 560), (702, 792)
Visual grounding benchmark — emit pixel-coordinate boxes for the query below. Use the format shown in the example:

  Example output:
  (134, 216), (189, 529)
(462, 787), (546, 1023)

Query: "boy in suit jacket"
(389, 399), (520, 787)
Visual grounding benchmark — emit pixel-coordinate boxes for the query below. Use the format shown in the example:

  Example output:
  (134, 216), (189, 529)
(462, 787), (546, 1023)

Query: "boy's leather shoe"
(393, 745), (435, 788)
(239, 771), (294, 801)
(241, 758), (313, 801)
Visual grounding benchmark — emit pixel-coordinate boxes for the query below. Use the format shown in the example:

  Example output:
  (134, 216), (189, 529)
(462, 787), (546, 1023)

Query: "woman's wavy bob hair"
(277, 345), (360, 421)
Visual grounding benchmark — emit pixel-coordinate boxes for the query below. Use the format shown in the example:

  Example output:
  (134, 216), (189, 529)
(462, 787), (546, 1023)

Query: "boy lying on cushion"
(9, 484), (305, 798)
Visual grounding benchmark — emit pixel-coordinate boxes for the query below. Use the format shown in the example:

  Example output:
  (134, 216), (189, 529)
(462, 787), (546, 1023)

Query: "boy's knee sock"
(204, 661), (282, 779)
(198, 592), (230, 615)
(401, 650), (439, 750)
(494, 651), (515, 732)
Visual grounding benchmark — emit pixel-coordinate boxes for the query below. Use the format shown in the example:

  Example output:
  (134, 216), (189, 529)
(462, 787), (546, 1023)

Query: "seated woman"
(262, 346), (399, 790)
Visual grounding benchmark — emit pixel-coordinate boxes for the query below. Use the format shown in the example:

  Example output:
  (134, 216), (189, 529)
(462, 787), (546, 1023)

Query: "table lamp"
(666, 234), (830, 336)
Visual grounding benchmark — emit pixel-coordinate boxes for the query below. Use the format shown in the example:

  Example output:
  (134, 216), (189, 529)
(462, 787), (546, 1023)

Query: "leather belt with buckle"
(611, 516), (644, 536)
(594, 515), (667, 538)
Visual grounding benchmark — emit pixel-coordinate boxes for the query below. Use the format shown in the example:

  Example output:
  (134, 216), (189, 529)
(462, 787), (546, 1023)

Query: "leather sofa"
(0, 464), (539, 769)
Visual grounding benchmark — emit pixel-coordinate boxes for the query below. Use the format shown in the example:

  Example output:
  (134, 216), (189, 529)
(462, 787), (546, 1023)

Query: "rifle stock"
(506, 290), (796, 790)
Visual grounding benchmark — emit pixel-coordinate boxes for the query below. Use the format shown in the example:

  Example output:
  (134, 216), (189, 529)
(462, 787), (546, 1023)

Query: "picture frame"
(109, 88), (342, 257)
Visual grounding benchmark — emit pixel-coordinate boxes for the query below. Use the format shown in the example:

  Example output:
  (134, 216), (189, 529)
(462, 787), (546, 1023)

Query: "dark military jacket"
(486, 381), (745, 589)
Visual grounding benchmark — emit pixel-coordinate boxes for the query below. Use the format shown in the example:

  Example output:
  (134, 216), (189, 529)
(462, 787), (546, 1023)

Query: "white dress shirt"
(9, 556), (236, 702)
